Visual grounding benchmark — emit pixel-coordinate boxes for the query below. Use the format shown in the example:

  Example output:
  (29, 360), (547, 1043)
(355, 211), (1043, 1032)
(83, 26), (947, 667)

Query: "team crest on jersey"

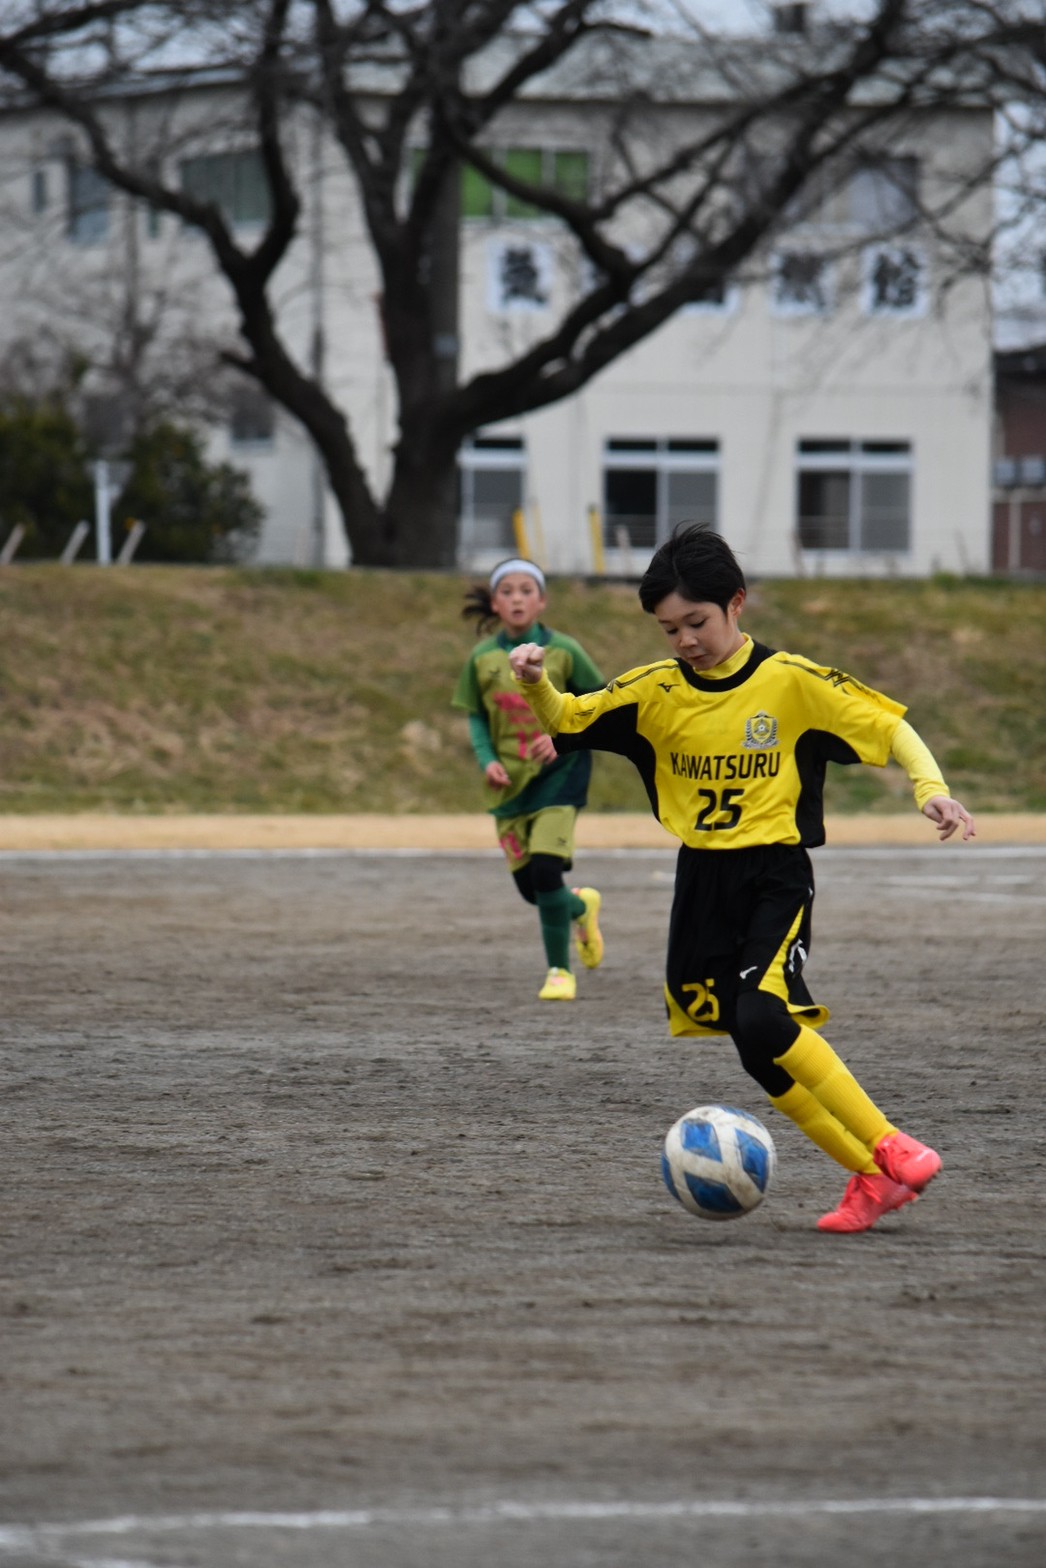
(743, 710), (778, 750)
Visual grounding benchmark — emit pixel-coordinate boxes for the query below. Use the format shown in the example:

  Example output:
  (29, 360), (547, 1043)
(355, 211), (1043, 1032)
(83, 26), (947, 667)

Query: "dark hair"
(638, 523), (746, 613)
(461, 583), (498, 635)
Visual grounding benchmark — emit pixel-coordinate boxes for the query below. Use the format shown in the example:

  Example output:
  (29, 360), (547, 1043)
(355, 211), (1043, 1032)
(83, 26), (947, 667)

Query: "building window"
(1020, 455), (1046, 486)
(603, 438), (719, 552)
(992, 454), (1046, 490)
(67, 161), (109, 244)
(180, 149), (271, 227)
(771, 250), (833, 315)
(850, 155), (919, 233)
(1001, 454), (1046, 488)
(32, 169), (48, 213)
(486, 237), (553, 312)
(862, 244), (927, 316)
(462, 148), (589, 220)
(229, 384), (275, 447)
(458, 436), (526, 553)
(796, 439), (912, 552)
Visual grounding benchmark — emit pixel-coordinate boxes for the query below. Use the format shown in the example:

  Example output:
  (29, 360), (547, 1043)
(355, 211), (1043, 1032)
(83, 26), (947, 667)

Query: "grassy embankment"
(0, 564), (1042, 815)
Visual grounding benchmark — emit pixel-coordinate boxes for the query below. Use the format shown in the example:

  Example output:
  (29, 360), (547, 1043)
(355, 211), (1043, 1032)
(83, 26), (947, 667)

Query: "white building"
(0, 42), (995, 579)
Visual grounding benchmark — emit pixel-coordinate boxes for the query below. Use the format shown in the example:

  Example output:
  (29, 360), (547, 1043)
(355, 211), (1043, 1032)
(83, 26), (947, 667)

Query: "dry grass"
(0, 564), (1042, 815)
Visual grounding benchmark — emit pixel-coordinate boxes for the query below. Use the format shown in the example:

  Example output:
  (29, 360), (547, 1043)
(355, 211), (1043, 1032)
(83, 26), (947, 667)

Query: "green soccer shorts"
(495, 805), (578, 874)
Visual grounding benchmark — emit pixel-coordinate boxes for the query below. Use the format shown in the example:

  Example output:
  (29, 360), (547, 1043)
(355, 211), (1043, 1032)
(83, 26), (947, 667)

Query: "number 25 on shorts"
(683, 979), (720, 1025)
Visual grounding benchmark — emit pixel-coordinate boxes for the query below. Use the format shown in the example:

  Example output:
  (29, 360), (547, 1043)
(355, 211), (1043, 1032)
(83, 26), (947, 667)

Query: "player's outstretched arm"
(922, 796), (976, 842)
(508, 643), (545, 683)
(891, 721), (975, 843)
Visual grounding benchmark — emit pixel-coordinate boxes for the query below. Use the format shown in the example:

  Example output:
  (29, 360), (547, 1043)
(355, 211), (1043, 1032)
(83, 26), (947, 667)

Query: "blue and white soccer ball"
(661, 1104), (777, 1221)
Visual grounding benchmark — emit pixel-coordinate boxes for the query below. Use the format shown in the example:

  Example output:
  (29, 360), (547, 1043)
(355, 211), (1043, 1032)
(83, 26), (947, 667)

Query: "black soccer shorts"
(664, 842), (829, 1038)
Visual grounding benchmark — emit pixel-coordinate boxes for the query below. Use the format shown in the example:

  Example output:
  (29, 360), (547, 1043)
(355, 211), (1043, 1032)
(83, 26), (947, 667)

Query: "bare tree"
(0, 0), (1035, 566)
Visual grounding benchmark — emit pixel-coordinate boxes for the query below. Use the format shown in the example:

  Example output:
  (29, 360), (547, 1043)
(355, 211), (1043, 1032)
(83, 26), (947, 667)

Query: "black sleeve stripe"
(555, 705), (661, 820)
(794, 728), (863, 847)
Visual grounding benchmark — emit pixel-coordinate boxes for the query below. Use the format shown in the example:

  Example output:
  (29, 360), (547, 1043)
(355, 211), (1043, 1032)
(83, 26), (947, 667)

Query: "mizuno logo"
(657, 682), (675, 692)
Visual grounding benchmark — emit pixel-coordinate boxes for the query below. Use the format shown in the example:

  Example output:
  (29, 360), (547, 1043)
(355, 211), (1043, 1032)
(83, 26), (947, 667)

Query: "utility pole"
(309, 103), (327, 569)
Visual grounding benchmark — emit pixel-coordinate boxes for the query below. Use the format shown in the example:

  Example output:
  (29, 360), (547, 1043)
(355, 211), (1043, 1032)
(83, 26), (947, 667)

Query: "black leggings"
(730, 989), (802, 1098)
(512, 853), (568, 904)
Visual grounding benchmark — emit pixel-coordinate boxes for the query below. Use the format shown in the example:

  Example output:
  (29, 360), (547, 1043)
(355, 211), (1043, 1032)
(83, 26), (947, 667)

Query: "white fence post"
(115, 520), (146, 565)
(613, 524), (633, 578)
(0, 523), (25, 565)
(60, 520), (90, 564)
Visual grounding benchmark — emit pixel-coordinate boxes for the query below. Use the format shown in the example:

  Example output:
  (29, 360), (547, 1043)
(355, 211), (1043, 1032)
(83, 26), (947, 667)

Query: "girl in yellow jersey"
(453, 558), (606, 1002)
(509, 525), (975, 1234)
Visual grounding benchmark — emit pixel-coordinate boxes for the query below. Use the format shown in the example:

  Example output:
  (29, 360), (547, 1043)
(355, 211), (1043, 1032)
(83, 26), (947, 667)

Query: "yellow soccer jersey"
(517, 638), (906, 849)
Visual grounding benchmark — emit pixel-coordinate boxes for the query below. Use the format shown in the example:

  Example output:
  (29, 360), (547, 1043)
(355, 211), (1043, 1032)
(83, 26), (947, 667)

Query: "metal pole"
(512, 508), (531, 558)
(94, 461), (112, 565)
(1009, 489), (1023, 572)
(309, 105), (327, 569)
(588, 504), (605, 575)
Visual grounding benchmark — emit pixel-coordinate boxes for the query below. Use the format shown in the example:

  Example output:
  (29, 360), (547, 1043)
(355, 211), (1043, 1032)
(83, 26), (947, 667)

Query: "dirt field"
(1, 809), (1044, 851)
(1, 835), (1045, 1567)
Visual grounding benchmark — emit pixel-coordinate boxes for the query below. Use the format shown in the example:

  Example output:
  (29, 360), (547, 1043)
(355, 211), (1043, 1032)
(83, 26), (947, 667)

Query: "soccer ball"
(661, 1104), (777, 1221)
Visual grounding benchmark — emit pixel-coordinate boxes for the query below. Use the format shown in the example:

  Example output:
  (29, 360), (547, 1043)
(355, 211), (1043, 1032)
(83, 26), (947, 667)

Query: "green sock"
(535, 886), (574, 970)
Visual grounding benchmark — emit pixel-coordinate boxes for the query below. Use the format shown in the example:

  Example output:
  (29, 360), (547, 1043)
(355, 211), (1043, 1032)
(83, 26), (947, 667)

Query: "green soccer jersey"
(516, 636), (906, 849)
(453, 624), (604, 819)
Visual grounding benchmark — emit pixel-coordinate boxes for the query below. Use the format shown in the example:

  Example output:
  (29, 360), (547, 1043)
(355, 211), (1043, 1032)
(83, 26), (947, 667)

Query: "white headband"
(489, 558), (546, 593)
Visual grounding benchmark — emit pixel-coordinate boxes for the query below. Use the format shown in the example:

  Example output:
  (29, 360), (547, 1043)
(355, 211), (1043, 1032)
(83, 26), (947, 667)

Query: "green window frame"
(460, 147), (589, 219)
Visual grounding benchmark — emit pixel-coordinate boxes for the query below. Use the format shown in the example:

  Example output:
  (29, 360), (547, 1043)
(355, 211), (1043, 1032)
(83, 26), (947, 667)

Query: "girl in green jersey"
(452, 558), (606, 1001)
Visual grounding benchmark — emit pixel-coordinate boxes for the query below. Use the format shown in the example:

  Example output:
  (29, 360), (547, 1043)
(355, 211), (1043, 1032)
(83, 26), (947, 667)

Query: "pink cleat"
(873, 1131), (942, 1193)
(817, 1172), (918, 1234)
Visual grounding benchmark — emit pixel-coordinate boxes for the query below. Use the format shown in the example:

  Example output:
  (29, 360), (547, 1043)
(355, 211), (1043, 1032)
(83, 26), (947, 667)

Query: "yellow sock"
(775, 1025), (896, 1156)
(769, 1082), (876, 1174)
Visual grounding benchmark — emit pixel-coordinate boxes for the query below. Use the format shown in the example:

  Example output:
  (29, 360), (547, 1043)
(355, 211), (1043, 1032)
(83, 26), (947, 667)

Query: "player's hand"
(508, 642), (545, 683)
(923, 796), (976, 842)
(485, 761), (511, 790)
(529, 732), (557, 765)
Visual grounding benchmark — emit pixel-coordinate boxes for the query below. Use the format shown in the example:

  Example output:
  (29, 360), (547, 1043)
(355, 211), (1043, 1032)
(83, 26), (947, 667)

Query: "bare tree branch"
(0, 0), (1033, 565)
